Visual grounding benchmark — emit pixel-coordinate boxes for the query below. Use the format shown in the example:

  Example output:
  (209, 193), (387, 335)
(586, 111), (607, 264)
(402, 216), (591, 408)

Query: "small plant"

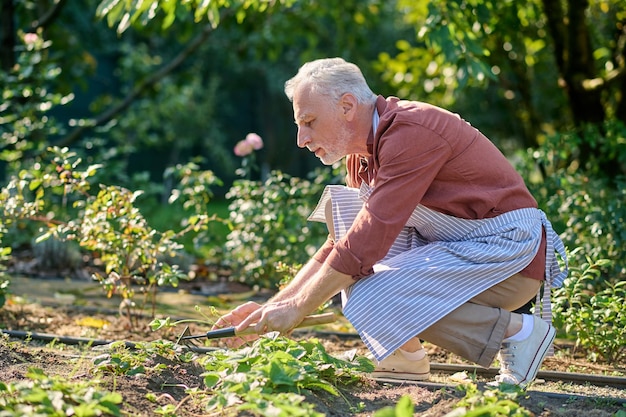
(553, 253), (625, 363)
(444, 383), (533, 417)
(149, 304), (220, 333)
(199, 334), (374, 416)
(93, 340), (194, 377)
(0, 367), (122, 416)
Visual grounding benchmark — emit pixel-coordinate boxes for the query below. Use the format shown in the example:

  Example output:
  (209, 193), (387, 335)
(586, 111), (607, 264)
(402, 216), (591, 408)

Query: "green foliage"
(0, 367), (122, 417)
(445, 383), (533, 417)
(93, 340), (192, 376)
(0, 30), (69, 167)
(376, 0), (550, 101)
(223, 170), (329, 288)
(1, 146), (222, 318)
(96, 0), (295, 33)
(377, 0), (626, 148)
(199, 334), (373, 416)
(149, 304), (220, 331)
(515, 121), (626, 363)
(87, 334), (373, 416)
(516, 121), (626, 280)
(93, 57), (235, 193)
(552, 254), (625, 363)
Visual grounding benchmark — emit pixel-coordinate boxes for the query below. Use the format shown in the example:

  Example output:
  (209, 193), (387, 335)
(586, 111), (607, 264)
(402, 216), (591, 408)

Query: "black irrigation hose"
(429, 363), (626, 390)
(5, 328), (626, 388)
(0, 328), (218, 354)
(376, 379), (626, 405)
(312, 330), (626, 390)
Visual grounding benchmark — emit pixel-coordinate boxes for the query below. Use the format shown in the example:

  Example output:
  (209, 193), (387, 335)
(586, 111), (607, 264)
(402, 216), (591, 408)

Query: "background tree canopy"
(1, 0), (625, 285)
(2, 0), (624, 188)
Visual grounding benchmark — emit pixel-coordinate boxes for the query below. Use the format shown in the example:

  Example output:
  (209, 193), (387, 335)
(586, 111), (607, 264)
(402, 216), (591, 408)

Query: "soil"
(1, 275), (625, 416)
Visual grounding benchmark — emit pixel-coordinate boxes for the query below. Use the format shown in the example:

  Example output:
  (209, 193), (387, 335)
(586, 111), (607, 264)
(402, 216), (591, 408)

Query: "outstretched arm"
(236, 261), (352, 335)
(211, 256), (347, 347)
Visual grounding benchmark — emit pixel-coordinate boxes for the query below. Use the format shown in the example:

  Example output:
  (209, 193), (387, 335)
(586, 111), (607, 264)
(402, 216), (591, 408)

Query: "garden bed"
(1, 276), (625, 416)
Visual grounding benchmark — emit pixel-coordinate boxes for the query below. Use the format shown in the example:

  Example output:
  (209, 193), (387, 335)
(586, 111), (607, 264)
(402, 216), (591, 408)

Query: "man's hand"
(236, 299), (307, 337)
(211, 301), (262, 348)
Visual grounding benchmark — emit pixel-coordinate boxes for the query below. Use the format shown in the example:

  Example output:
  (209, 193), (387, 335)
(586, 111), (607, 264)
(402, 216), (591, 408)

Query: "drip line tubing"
(2, 328), (625, 393)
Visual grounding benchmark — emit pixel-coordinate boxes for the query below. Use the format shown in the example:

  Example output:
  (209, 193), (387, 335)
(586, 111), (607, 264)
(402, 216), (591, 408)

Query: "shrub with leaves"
(0, 368), (122, 417)
(515, 122), (626, 362)
(0, 146), (221, 319)
(200, 334), (374, 416)
(552, 253), (625, 363)
(515, 121), (626, 282)
(0, 30), (69, 169)
(445, 383), (533, 417)
(224, 170), (330, 288)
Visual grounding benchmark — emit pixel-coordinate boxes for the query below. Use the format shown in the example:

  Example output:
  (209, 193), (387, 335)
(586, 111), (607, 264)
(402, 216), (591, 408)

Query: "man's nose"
(296, 128), (310, 148)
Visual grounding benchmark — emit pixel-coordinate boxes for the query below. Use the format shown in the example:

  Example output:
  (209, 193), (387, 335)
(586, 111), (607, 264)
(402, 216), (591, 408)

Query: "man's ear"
(339, 93), (358, 121)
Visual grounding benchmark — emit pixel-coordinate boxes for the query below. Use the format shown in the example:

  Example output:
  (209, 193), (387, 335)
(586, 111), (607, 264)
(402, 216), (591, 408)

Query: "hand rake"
(176, 312), (337, 347)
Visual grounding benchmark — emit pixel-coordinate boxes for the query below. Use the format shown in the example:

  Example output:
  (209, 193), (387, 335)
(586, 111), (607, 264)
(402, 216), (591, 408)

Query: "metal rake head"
(175, 326), (201, 347)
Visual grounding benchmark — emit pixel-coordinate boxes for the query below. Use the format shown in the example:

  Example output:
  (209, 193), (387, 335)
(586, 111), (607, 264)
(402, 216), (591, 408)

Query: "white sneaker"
(493, 315), (556, 387)
(371, 351), (430, 381)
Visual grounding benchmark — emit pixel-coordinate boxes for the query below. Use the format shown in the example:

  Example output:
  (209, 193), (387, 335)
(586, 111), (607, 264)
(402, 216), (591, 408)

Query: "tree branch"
(30, 0), (68, 31)
(55, 22), (215, 148)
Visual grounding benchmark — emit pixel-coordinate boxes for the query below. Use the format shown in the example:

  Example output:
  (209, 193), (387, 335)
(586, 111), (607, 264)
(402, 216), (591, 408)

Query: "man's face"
(292, 84), (352, 165)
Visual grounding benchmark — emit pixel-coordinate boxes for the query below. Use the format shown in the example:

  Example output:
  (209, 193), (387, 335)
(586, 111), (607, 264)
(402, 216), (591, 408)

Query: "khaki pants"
(418, 274), (542, 367)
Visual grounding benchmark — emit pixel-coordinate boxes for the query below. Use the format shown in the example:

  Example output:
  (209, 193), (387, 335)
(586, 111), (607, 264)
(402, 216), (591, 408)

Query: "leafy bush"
(223, 170), (330, 289)
(515, 120), (626, 282)
(0, 368), (122, 417)
(446, 383), (533, 417)
(200, 334), (373, 416)
(515, 122), (626, 362)
(0, 147), (222, 318)
(552, 253), (625, 363)
(0, 30), (68, 168)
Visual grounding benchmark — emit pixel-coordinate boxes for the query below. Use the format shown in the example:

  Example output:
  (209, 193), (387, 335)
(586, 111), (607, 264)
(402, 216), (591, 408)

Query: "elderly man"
(216, 57), (568, 387)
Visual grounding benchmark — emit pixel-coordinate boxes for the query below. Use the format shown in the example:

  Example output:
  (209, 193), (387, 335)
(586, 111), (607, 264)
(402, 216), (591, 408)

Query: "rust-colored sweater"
(313, 96), (546, 280)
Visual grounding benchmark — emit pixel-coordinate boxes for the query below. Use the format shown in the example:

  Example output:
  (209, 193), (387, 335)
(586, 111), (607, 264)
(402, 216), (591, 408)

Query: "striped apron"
(308, 184), (568, 361)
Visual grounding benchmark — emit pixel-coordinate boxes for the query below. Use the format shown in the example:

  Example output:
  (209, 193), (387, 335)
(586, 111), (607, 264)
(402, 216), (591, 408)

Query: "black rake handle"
(180, 312), (337, 341)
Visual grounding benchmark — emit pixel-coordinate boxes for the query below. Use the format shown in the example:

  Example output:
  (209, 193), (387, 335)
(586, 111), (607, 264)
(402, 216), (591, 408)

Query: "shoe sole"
(519, 324), (556, 387)
(371, 370), (431, 381)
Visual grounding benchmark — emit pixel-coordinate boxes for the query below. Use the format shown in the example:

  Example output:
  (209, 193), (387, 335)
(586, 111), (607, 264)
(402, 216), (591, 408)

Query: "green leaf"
(395, 395), (414, 417)
(204, 373), (221, 388)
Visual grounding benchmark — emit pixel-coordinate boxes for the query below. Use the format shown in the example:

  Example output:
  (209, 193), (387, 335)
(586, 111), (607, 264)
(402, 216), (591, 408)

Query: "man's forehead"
(293, 85), (317, 121)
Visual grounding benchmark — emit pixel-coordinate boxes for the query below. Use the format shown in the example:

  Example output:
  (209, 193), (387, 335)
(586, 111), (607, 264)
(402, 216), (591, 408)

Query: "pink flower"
(234, 133), (263, 157)
(24, 33), (39, 45)
(234, 140), (254, 157)
(245, 133), (263, 150)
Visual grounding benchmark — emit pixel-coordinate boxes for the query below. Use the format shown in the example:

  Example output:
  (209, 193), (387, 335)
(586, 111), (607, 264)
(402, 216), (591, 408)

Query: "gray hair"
(284, 57), (377, 104)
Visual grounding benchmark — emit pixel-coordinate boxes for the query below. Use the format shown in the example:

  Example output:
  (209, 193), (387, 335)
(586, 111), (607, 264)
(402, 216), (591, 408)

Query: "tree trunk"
(542, 0), (605, 125)
(0, 0), (15, 72)
(564, 0), (605, 124)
